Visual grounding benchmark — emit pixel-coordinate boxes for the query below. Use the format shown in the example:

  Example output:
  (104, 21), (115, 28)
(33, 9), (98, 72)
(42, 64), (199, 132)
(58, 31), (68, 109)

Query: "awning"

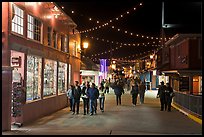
(162, 70), (202, 77)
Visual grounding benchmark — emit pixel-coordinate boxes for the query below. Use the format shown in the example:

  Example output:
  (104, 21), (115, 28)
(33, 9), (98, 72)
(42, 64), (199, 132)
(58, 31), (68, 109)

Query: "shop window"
(27, 14), (41, 42)
(47, 27), (52, 46)
(58, 62), (67, 94)
(43, 59), (57, 97)
(26, 55), (42, 101)
(11, 4), (24, 35)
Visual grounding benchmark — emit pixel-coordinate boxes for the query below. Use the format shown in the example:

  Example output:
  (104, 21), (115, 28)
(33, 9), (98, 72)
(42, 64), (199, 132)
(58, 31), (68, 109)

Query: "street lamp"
(83, 42), (89, 49)
(83, 42), (89, 55)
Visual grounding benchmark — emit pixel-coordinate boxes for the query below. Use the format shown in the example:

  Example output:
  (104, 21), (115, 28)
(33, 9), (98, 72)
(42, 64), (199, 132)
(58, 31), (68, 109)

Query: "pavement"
(2, 89), (202, 135)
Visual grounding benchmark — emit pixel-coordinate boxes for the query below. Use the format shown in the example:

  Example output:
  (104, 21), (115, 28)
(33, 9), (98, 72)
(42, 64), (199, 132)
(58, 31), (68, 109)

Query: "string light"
(73, 2), (144, 34)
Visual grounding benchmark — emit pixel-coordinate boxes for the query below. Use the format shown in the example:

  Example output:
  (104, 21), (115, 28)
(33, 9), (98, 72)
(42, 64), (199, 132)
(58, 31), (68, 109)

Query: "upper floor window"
(27, 14), (41, 42)
(64, 35), (69, 53)
(53, 30), (57, 48)
(12, 4), (24, 35)
(61, 35), (64, 52)
(73, 42), (77, 56)
(47, 27), (52, 46)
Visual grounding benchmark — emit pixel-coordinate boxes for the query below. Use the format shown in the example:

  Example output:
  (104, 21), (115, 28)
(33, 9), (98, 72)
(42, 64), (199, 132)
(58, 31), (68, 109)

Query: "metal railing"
(173, 91), (202, 117)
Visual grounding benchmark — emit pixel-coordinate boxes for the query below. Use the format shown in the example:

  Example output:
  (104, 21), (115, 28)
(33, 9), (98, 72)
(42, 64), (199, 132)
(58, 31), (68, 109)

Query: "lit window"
(64, 35), (69, 52)
(58, 62), (67, 94)
(27, 14), (41, 42)
(12, 4), (24, 35)
(26, 55), (42, 101)
(43, 59), (57, 97)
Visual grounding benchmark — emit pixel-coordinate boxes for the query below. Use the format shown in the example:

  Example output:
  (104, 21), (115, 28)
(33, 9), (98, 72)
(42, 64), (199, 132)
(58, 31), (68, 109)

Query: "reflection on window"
(27, 14), (41, 42)
(64, 35), (68, 53)
(58, 62), (67, 94)
(68, 64), (71, 85)
(44, 59), (57, 97)
(26, 55), (42, 101)
(12, 4), (24, 35)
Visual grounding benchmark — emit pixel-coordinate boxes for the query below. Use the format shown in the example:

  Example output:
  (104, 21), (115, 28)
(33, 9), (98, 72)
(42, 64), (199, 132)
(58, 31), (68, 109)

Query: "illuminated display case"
(43, 59), (57, 96)
(26, 55), (42, 101)
(58, 62), (67, 94)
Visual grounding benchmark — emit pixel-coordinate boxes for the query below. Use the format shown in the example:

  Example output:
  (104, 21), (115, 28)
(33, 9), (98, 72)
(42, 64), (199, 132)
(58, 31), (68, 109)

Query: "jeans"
(73, 99), (80, 114)
(82, 98), (89, 114)
(116, 95), (121, 105)
(69, 98), (74, 111)
(132, 93), (138, 105)
(99, 97), (105, 111)
(89, 99), (97, 114)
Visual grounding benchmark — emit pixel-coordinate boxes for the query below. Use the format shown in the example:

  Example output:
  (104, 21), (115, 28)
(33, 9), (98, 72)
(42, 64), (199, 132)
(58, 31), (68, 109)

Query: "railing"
(173, 91), (202, 117)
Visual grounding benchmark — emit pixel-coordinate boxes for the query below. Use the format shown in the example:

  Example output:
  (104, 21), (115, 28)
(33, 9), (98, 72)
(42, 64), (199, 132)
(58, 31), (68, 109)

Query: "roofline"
(54, 2), (77, 29)
(165, 33), (201, 46)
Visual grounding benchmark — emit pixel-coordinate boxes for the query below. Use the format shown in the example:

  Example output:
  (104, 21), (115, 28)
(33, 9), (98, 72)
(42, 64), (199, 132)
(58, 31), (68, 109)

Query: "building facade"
(2, 2), (81, 131)
(156, 34), (202, 117)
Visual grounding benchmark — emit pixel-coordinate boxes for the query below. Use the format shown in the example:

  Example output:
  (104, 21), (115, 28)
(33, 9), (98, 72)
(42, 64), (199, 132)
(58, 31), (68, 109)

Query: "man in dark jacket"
(157, 81), (167, 111)
(165, 83), (174, 112)
(72, 81), (81, 115)
(131, 84), (139, 106)
(87, 83), (99, 115)
(81, 82), (90, 115)
(113, 82), (124, 105)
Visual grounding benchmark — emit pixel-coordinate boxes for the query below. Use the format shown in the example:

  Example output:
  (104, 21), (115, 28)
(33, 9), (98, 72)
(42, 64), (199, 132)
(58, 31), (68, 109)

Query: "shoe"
(84, 113), (86, 115)
(101, 110), (104, 112)
(72, 112), (75, 115)
(90, 113), (93, 116)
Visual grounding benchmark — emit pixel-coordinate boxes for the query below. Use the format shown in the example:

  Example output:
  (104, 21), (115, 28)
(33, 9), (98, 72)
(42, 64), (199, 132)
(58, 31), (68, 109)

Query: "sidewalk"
(2, 89), (202, 135)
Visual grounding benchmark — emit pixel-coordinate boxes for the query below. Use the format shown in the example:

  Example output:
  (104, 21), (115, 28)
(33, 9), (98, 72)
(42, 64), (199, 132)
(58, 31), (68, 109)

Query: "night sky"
(56, 0), (202, 66)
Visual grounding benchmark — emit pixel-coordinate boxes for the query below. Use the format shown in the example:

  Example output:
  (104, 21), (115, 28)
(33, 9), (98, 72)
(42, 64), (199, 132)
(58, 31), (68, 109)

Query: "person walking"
(130, 84), (139, 106)
(165, 83), (174, 112)
(87, 83), (99, 116)
(98, 86), (105, 112)
(72, 81), (81, 115)
(81, 82), (90, 115)
(67, 85), (75, 111)
(157, 81), (167, 111)
(139, 81), (146, 104)
(104, 79), (110, 94)
(113, 82), (124, 105)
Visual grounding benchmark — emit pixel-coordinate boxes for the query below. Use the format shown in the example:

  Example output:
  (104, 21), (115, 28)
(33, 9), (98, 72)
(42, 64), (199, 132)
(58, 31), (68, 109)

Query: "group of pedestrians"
(67, 81), (106, 116)
(157, 81), (174, 112)
(130, 81), (146, 106)
(67, 79), (174, 116)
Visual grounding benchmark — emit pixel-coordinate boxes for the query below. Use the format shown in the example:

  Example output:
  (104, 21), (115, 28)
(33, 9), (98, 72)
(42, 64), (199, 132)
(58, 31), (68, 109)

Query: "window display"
(44, 59), (57, 97)
(58, 62), (67, 94)
(26, 55), (42, 101)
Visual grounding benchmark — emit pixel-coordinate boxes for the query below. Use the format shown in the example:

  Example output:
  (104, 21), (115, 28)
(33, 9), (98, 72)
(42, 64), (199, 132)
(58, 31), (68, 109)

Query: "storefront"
(10, 49), (70, 125)
(80, 70), (100, 87)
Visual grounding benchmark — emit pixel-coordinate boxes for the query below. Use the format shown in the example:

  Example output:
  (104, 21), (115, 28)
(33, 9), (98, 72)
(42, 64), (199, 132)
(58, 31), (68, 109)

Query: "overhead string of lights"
(85, 35), (161, 57)
(87, 47), (161, 63)
(108, 25), (173, 41)
(74, 2), (144, 34)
